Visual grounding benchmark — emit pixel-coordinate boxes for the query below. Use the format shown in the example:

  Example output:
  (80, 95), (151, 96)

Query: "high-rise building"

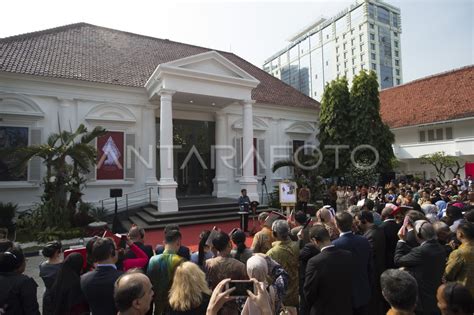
(263, 0), (402, 101)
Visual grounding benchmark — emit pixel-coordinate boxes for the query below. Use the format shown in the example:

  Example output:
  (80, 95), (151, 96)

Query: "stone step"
(123, 207), (274, 230)
(142, 204), (267, 218)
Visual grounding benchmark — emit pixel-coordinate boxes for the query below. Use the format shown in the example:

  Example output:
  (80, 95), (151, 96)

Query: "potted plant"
(0, 202), (18, 241)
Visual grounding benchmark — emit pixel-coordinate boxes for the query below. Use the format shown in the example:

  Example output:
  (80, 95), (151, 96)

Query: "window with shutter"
(125, 133), (136, 180)
(234, 137), (242, 177)
(257, 138), (265, 176)
(0, 126), (29, 181)
(419, 130), (426, 142)
(28, 128), (42, 182)
(435, 129), (443, 141)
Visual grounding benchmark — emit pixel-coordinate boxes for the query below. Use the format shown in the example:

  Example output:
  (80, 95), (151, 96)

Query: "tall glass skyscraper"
(263, 0), (402, 101)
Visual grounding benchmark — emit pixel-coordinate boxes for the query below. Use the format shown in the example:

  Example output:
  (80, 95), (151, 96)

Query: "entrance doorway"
(157, 119), (215, 197)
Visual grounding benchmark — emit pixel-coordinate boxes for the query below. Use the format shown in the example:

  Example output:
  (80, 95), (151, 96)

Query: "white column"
(157, 89), (178, 212)
(239, 100), (258, 201)
(212, 111), (228, 197)
(143, 105), (159, 191)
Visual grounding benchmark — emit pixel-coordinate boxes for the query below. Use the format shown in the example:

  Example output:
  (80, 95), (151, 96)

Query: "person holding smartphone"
(205, 231), (248, 315)
(206, 278), (273, 315)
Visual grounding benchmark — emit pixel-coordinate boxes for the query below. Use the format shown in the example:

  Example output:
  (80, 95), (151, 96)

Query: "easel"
(279, 180), (297, 218)
(281, 203), (295, 219)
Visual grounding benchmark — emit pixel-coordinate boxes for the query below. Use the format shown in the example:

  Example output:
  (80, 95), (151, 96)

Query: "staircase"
(120, 198), (270, 230)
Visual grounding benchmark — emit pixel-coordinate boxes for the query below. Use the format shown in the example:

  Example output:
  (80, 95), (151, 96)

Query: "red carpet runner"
(144, 219), (258, 252)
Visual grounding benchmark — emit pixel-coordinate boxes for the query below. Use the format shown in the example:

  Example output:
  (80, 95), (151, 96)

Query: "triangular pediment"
(161, 51), (259, 83)
(181, 58), (243, 78)
(144, 50), (260, 100)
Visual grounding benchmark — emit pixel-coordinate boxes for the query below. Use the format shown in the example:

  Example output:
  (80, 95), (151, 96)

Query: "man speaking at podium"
(238, 189), (251, 212)
(237, 189), (251, 232)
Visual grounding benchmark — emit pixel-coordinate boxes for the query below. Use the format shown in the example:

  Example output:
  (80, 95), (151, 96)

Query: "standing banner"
(465, 162), (474, 178)
(97, 131), (124, 180)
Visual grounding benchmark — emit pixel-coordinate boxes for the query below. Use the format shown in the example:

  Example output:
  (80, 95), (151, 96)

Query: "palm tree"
(11, 124), (106, 223)
(272, 153), (321, 177)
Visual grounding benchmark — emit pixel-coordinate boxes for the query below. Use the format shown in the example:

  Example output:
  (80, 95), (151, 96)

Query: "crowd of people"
(0, 176), (473, 315)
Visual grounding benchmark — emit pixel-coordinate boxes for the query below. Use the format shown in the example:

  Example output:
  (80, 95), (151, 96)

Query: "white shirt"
(320, 245), (335, 252)
(339, 231), (352, 237)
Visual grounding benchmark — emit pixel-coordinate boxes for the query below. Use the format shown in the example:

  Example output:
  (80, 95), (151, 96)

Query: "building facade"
(263, 0), (402, 101)
(380, 66), (474, 180)
(0, 23), (319, 211)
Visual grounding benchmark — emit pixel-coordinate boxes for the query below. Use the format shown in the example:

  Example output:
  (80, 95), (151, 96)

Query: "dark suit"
(363, 226), (386, 280)
(394, 239), (447, 315)
(299, 243), (320, 315)
(80, 265), (123, 315)
(379, 219), (400, 269)
(406, 229), (420, 248)
(304, 246), (353, 315)
(333, 232), (372, 312)
(363, 226), (386, 315)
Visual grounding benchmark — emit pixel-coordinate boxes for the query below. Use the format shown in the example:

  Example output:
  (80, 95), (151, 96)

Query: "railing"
(98, 187), (156, 215)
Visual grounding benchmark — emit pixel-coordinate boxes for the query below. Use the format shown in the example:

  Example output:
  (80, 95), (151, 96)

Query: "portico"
(144, 51), (260, 212)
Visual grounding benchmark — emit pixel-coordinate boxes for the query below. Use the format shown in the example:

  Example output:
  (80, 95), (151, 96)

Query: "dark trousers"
(301, 202), (308, 213)
(353, 304), (369, 315)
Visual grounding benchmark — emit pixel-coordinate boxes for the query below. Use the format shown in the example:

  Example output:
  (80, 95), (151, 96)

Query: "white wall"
(392, 118), (474, 179)
(0, 72), (152, 210)
(0, 72), (318, 209)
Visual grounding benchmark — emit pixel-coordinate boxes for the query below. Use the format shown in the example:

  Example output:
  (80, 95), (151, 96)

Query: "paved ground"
(24, 254), (45, 313)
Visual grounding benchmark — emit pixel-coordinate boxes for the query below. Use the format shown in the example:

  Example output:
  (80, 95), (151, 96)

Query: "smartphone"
(303, 216), (312, 229)
(226, 280), (255, 297)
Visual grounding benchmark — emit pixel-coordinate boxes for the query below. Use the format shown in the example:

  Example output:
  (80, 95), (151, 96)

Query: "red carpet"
(144, 219), (258, 252)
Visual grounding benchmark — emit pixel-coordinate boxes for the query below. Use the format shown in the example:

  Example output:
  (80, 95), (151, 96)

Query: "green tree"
(349, 70), (395, 175)
(11, 124), (106, 226)
(420, 151), (461, 182)
(318, 77), (352, 177)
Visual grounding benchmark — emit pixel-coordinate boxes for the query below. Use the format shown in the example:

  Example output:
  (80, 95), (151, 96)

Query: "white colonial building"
(0, 23), (319, 212)
(380, 66), (474, 180)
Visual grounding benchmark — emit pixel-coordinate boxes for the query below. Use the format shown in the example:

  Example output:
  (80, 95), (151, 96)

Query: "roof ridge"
(382, 64), (474, 92)
(0, 22), (90, 42)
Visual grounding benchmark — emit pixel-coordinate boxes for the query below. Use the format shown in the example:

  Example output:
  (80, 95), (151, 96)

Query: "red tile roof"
(380, 65), (474, 128)
(0, 23), (319, 110)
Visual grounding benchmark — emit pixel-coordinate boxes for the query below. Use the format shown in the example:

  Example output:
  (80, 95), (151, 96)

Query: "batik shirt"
(205, 256), (247, 315)
(147, 249), (183, 315)
(266, 240), (300, 307)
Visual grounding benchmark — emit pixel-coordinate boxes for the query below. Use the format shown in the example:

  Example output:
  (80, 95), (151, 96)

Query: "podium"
(237, 212), (249, 232)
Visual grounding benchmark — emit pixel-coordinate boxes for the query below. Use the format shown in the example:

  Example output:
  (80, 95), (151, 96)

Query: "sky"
(0, 0), (472, 83)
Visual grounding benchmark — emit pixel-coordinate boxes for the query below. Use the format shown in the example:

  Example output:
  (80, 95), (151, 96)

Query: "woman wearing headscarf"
(315, 207), (339, 240)
(50, 252), (89, 315)
(242, 254), (289, 315)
